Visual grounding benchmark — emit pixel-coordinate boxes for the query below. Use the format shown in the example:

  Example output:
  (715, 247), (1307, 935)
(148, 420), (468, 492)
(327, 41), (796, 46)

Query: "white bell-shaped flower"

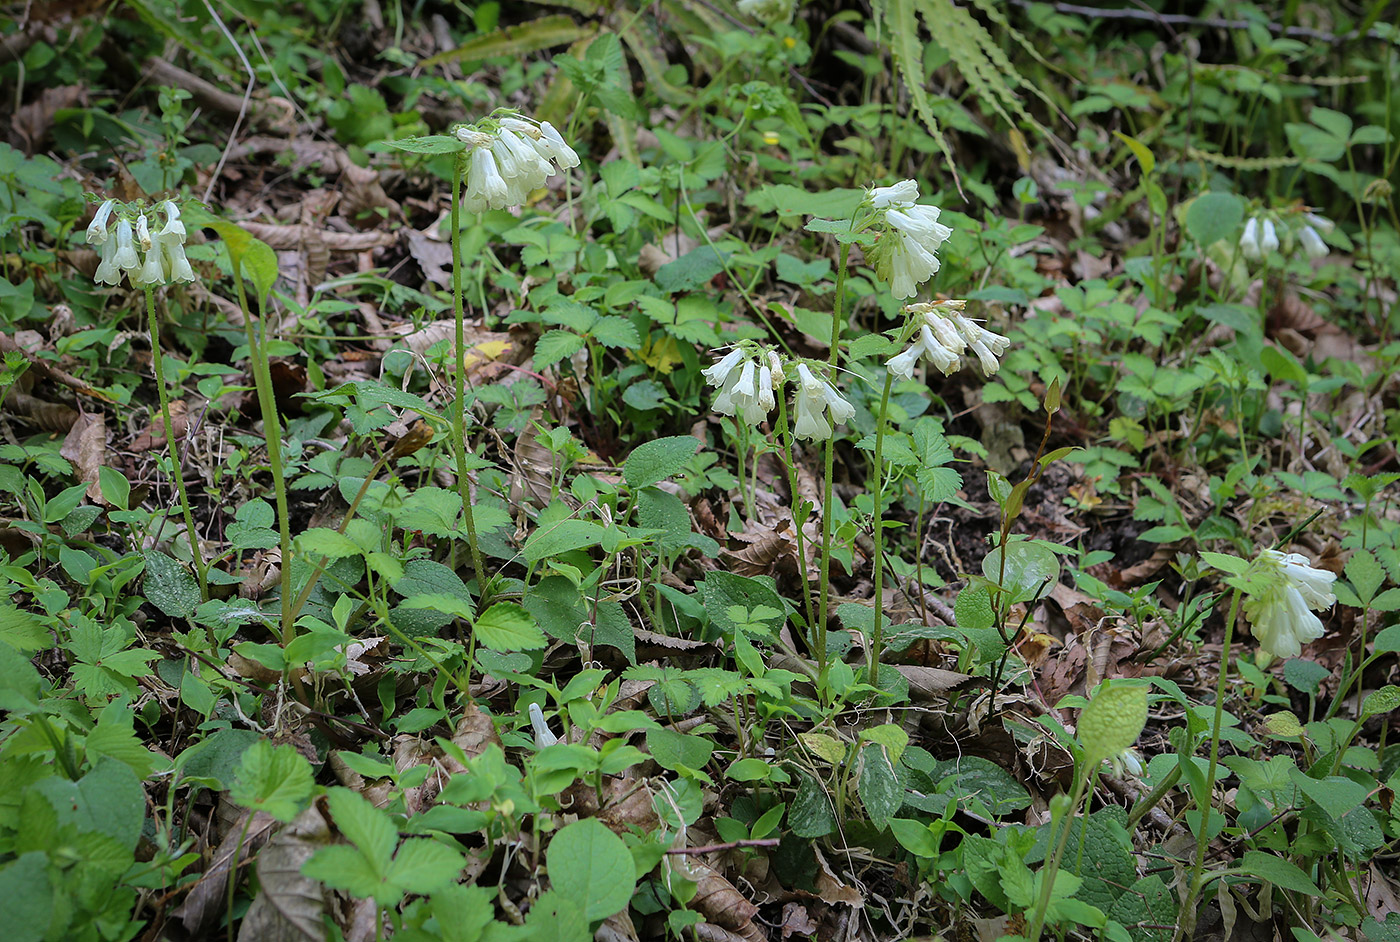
(1240, 217), (1262, 260)
(94, 236), (121, 285)
(134, 246), (165, 287)
(112, 218), (140, 273)
(155, 201), (186, 244)
(464, 147), (510, 212)
(951, 313), (1011, 376)
(702, 348), (746, 389)
(1259, 218), (1280, 254)
(163, 240), (197, 284)
(919, 323), (962, 374)
(1302, 212), (1334, 234)
(885, 341), (925, 381)
(1243, 548), (1337, 659)
(135, 213), (152, 252)
(538, 122), (580, 169)
(86, 200), (115, 244)
(1297, 225), (1328, 259)
(791, 364), (853, 441)
(867, 180), (919, 209)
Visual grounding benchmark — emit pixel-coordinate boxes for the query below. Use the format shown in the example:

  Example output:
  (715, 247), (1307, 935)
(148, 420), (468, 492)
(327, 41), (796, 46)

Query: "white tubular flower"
(155, 201), (186, 244)
(1260, 218), (1279, 254)
(951, 314), (1011, 376)
(134, 246), (165, 287)
(86, 200), (115, 244)
(757, 363), (776, 413)
(537, 121), (580, 170)
(885, 233), (942, 300)
(465, 147), (510, 211)
(495, 128), (552, 182)
(135, 213), (152, 252)
(163, 240), (197, 284)
(1240, 217), (1261, 260)
(919, 323), (962, 374)
(767, 350), (786, 386)
(1107, 747), (1143, 779)
(1302, 212), (1334, 234)
(1298, 225), (1328, 259)
(1243, 548), (1337, 659)
(727, 359), (768, 425)
(113, 217), (140, 273)
(888, 205), (953, 251)
(791, 364), (852, 441)
(527, 702), (558, 748)
(875, 204), (953, 300)
(868, 179), (919, 209)
(885, 341), (926, 381)
(94, 237), (121, 285)
(702, 348), (746, 388)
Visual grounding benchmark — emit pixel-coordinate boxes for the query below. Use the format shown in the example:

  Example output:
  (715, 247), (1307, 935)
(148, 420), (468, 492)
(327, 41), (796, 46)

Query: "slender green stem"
(449, 157), (489, 603)
(815, 243), (851, 688)
(235, 276), (293, 649)
(144, 287), (208, 601)
(775, 393), (815, 631)
(868, 372), (894, 689)
(1179, 586), (1244, 932)
(1026, 768), (1091, 942)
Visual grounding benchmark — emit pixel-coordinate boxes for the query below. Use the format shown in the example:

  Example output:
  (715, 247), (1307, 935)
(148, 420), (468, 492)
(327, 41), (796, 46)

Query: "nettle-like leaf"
(304, 788), (465, 906)
(230, 740), (314, 823)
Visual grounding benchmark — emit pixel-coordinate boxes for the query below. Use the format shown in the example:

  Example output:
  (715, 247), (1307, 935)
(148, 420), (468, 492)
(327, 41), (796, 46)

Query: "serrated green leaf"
(230, 740), (315, 823)
(474, 602), (546, 652)
(533, 330), (588, 368)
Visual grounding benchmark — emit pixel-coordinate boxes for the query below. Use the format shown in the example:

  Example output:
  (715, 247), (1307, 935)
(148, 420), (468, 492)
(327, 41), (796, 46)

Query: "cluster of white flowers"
(1239, 215), (1279, 261)
(885, 300), (1011, 379)
(1243, 548), (1337, 659)
(866, 179), (953, 300)
(454, 112), (580, 212)
(702, 346), (853, 441)
(1240, 210), (1334, 262)
(87, 198), (195, 289)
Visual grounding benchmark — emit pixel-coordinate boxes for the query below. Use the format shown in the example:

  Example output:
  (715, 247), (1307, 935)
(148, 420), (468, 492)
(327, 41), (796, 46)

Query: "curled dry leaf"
(59, 411), (106, 503)
(236, 805), (334, 942)
(172, 811), (277, 936)
(670, 855), (766, 942)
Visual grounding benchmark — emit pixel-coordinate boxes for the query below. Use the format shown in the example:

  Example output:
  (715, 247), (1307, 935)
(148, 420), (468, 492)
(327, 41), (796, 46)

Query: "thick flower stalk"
(454, 111), (580, 212)
(1243, 548), (1338, 659)
(885, 300), (1011, 379)
(865, 179), (953, 300)
(792, 363), (854, 441)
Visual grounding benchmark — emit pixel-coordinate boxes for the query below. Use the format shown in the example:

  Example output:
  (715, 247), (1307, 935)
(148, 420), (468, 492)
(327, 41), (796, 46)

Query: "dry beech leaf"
(780, 902), (818, 939)
(672, 855), (765, 941)
(173, 811), (277, 936)
(236, 805), (333, 942)
(812, 846), (862, 908)
(59, 411), (106, 502)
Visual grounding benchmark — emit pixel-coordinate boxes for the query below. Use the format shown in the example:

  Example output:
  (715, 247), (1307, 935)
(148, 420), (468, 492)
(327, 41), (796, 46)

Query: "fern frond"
(878, 0), (963, 194)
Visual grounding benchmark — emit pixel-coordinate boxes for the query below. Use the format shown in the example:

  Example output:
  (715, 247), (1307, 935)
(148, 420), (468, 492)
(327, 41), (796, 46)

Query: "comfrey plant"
(88, 194), (207, 599)
(702, 178), (1012, 693)
(379, 110), (583, 609)
(1239, 206), (1335, 263)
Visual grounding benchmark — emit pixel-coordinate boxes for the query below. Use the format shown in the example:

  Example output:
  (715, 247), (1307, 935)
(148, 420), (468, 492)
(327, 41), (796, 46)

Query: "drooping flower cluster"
(454, 112), (580, 212)
(1240, 209), (1334, 263)
(702, 346), (854, 442)
(1239, 214), (1279, 261)
(1242, 548), (1338, 659)
(87, 198), (195, 289)
(865, 179), (953, 300)
(885, 300), (1011, 379)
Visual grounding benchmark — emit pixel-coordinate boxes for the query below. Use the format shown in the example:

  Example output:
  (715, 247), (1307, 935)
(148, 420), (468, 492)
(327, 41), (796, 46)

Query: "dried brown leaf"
(59, 411), (106, 502)
(235, 806), (333, 942)
(173, 811), (277, 936)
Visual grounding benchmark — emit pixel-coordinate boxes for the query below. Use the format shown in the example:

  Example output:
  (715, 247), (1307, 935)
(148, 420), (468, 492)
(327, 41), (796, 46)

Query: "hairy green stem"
(449, 157), (489, 602)
(234, 276), (293, 649)
(867, 372), (894, 689)
(815, 243), (851, 689)
(144, 287), (208, 601)
(1178, 586), (1244, 936)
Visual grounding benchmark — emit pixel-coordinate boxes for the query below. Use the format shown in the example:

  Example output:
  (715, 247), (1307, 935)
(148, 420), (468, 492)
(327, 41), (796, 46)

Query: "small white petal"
(868, 180), (919, 208)
(113, 218), (139, 271)
(886, 342), (924, 380)
(1298, 226), (1328, 259)
(1240, 217), (1261, 259)
(1260, 219), (1280, 253)
(702, 348), (746, 387)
